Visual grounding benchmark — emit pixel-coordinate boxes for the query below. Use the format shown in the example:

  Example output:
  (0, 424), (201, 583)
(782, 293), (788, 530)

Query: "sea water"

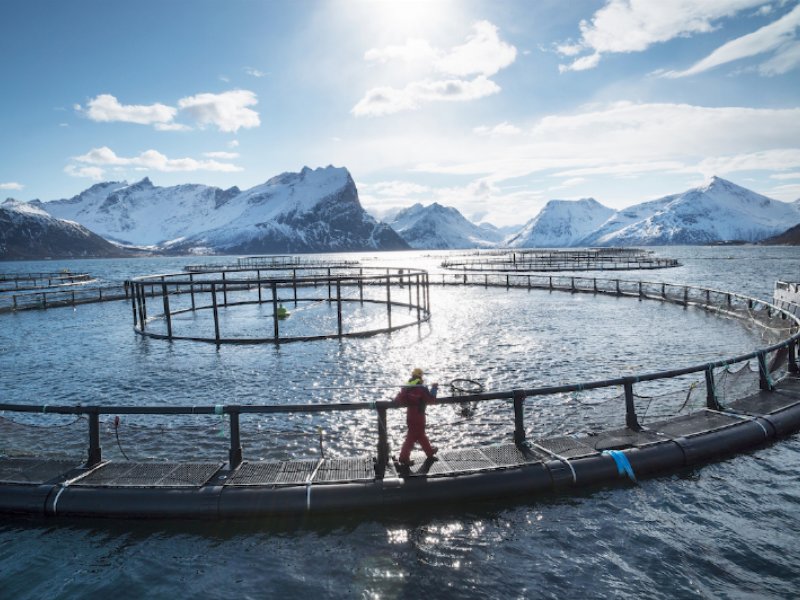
(1, 246), (798, 599)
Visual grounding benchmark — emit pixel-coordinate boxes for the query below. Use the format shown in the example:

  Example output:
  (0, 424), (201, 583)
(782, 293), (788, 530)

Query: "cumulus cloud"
(434, 21), (517, 77)
(352, 76), (500, 117)
(355, 21), (515, 116)
(0, 182), (24, 190)
(662, 3), (800, 77)
(76, 90), (261, 132)
(558, 0), (768, 72)
(178, 90), (260, 133)
(69, 146), (242, 177)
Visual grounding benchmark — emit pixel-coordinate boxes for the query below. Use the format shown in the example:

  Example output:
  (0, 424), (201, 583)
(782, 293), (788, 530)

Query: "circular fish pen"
(1, 275), (799, 519)
(442, 248), (679, 272)
(127, 265), (431, 344)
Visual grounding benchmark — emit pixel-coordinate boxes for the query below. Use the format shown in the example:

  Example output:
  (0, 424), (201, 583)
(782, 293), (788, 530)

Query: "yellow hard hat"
(411, 367), (424, 378)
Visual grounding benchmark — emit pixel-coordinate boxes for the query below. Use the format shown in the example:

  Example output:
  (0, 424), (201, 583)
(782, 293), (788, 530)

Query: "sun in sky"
(1, 0), (799, 227)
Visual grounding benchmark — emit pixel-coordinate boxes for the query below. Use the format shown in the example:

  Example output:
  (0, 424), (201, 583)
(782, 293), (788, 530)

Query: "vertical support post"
(705, 365), (722, 410)
(638, 282), (643, 299)
(292, 269), (298, 306)
(162, 282), (172, 339)
(684, 287), (689, 306)
(271, 282), (279, 340)
(131, 289), (138, 328)
(257, 270), (262, 303)
(359, 268), (364, 304)
(616, 280), (620, 295)
(624, 381), (643, 431)
(416, 274), (421, 322)
(336, 279), (343, 337)
(222, 272), (228, 306)
(385, 277), (392, 329)
(190, 274), (196, 311)
(138, 285), (147, 330)
(228, 409), (243, 469)
(87, 409), (102, 467)
(327, 268), (332, 301)
(376, 404), (389, 479)
(758, 351), (774, 391)
(513, 390), (526, 446)
(211, 283), (220, 344)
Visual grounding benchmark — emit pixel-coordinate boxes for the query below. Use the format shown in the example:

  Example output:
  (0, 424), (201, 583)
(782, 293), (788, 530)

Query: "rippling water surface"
(1, 246), (799, 598)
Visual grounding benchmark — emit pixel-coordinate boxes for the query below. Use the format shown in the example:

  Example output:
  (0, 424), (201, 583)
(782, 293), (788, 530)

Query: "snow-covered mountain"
(505, 198), (615, 248)
(388, 202), (503, 249)
(41, 166), (408, 253)
(0, 199), (129, 260)
(586, 177), (800, 246)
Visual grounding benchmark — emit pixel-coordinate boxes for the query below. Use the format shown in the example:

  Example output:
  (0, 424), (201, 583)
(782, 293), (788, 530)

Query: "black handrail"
(3, 279), (798, 473)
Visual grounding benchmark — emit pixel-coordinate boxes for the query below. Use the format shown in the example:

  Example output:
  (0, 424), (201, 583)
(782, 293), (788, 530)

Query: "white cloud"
(244, 67), (266, 77)
(71, 146), (243, 173)
(177, 90), (260, 133)
(368, 181), (431, 196)
(758, 38), (800, 75)
(663, 4), (800, 77)
(365, 38), (437, 63)
(203, 151), (240, 159)
(770, 171), (800, 180)
(352, 76), (500, 117)
(356, 21), (515, 117)
(411, 102), (800, 184)
(0, 182), (24, 190)
(64, 165), (105, 180)
(75, 91), (261, 132)
(434, 21), (517, 77)
(474, 122), (522, 136)
(78, 94), (177, 125)
(558, 0), (768, 71)
(228, 140), (240, 148)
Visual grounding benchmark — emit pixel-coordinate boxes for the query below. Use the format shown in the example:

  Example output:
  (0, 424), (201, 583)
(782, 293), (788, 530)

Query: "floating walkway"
(1, 376), (799, 518)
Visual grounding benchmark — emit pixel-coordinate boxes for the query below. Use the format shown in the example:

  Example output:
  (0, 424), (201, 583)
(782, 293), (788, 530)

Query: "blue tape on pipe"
(602, 450), (637, 482)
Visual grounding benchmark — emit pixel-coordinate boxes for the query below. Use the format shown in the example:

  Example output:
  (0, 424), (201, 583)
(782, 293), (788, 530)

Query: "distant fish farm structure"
(1, 267), (799, 520)
(442, 248), (680, 272)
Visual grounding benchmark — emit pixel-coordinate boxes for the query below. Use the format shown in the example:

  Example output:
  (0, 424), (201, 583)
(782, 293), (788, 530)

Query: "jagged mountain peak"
(389, 202), (503, 249)
(34, 165), (406, 253)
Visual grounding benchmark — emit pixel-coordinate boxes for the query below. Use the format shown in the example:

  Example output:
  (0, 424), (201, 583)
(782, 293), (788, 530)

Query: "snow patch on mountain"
(388, 203), (503, 249)
(505, 198), (615, 248)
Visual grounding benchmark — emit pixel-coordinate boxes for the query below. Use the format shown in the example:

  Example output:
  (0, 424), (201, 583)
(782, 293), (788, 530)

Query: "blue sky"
(1, 0), (799, 226)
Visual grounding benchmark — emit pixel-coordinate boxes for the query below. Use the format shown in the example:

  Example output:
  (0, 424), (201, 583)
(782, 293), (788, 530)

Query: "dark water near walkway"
(1, 246), (799, 598)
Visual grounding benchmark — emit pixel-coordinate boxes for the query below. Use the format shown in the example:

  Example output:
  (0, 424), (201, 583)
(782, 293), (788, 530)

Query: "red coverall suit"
(395, 378), (438, 464)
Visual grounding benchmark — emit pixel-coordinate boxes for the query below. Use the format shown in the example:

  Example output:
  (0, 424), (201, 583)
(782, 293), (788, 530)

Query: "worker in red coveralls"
(394, 367), (439, 467)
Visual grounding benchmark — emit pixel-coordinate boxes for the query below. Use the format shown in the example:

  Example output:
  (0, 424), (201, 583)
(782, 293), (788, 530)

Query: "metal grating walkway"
(648, 410), (742, 438)
(0, 458), (80, 485)
(72, 462), (222, 488)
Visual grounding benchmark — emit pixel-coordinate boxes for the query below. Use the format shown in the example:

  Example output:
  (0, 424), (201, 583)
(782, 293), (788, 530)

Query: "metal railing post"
(87, 410), (102, 467)
(376, 405), (389, 479)
(705, 365), (722, 410)
(624, 381), (643, 431)
(758, 351), (774, 391)
(789, 341), (799, 374)
(513, 390), (526, 446)
(228, 409), (243, 469)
